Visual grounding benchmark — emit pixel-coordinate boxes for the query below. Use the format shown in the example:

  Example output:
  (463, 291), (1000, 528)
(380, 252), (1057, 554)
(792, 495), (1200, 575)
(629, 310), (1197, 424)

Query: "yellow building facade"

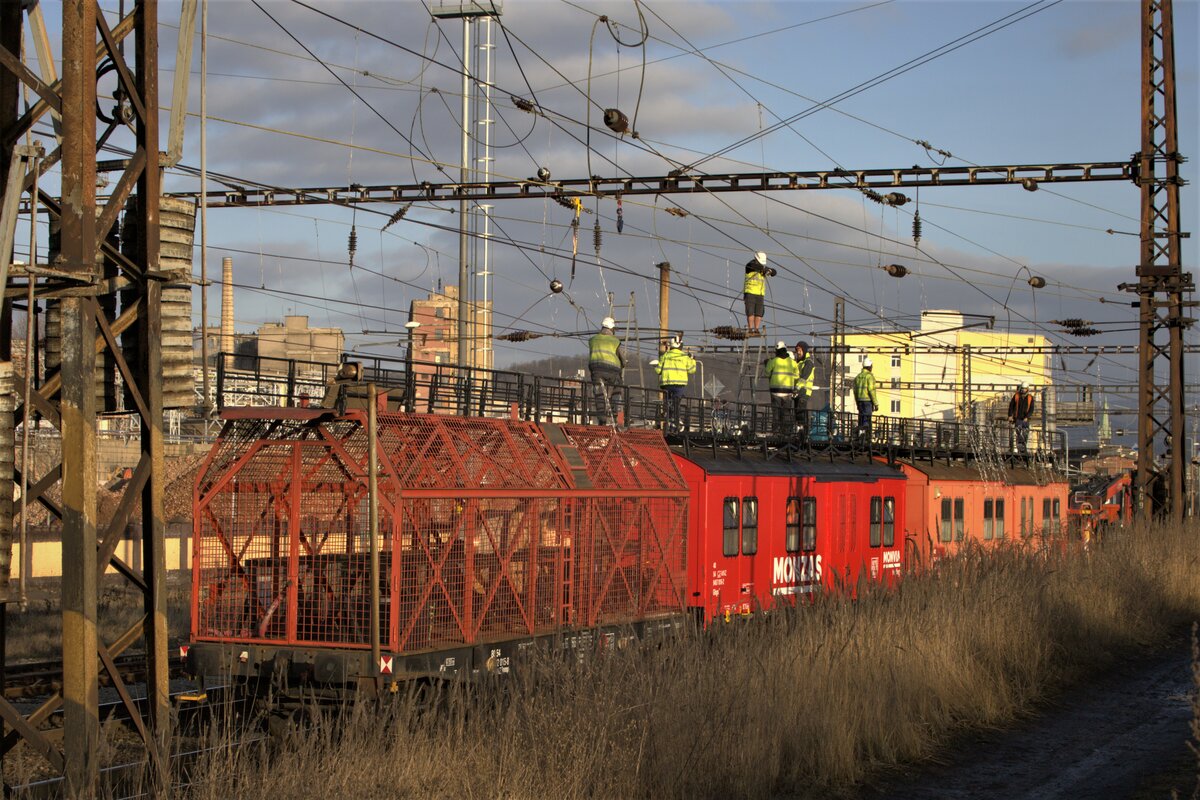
(838, 311), (1051, 421)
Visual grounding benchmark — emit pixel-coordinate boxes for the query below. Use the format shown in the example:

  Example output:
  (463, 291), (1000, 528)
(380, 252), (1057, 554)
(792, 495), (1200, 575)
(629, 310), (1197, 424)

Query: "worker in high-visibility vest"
(743, 251), (775, 335)
(655, 336), (696, 432)
(1008, 381), (1035, 457)
(764, 341), (799, 434)
(588, 316), (625, 425)
(793, 341), (816, 439)
(853, 357), (878, 439)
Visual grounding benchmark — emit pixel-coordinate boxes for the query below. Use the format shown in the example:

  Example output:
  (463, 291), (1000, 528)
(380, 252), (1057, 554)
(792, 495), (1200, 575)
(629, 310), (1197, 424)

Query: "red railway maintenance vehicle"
(187, 354), (1068, 698)
(1068, 471), (1133, 537)
(899, 461), (1070, 564)
(676, 452), (907, 621)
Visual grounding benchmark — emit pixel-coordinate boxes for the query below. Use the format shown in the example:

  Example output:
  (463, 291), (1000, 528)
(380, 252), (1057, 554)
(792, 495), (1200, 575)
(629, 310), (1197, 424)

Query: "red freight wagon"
(188, 410), (689, 690)
(899, 461), (1069, 564)
(672, 451), (907, 621)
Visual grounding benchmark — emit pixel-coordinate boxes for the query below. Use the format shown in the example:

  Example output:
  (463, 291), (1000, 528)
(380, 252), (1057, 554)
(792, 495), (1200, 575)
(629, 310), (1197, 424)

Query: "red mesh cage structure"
(191, 410), (689, 669)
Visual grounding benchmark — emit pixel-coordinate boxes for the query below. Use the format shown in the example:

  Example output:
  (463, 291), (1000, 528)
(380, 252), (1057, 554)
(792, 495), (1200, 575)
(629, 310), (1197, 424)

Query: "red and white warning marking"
(379, 655), (393, 675)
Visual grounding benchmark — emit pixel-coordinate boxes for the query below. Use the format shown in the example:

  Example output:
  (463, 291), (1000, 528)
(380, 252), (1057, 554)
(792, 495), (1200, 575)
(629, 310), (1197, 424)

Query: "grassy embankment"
(50, 522), (1200, 798)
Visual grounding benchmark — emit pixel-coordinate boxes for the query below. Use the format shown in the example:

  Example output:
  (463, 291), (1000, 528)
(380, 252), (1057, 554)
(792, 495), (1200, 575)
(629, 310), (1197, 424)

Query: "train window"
(1053, 498), (1061, 519)
(883, 497), (895, 547)
(995, 499), (1006, 538)
(802, 498), (817, 552)
(742, 497), (759, 555)
(869, 497), (882, 547)
(722, 498), (739, 557)
(785, 497), (801, 553)
(1042, 498), (1051, 522)
(940, 498), (952, 542)
(1019, 498), (1026, 536)
(953, 498), (964, 541)
(983, 498), (994, 540)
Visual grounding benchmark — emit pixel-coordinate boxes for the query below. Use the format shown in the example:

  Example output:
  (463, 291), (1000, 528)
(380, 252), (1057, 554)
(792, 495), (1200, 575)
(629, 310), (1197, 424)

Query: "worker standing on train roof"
(853, 357), (878, 440)
(743, 251), (775, 335)
(793, 341), (815, 438)
(655, 336), (696, 432)
(764, 341), (799, 434)
(588, 317), (625, 425)
(1008, 381), (1035, 457)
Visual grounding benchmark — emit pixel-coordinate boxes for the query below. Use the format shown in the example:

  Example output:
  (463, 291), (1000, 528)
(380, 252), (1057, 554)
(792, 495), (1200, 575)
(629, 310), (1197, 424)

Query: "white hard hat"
(776, 340), (787, 350)
(1020, 380), (1030, 389)
(669, 336), (682, 349)
(601, 316), (616, 330)
(863, 357), (873, 368)
(754, 251), (768, 266)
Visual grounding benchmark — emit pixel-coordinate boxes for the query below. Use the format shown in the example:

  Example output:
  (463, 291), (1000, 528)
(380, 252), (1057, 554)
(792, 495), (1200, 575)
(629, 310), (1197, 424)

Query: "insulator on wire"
(1027, 276), (1046, 289)
(511, 96), (535, 113)
(1052, 318), (1090, 328)
(382, 204), (410, 233)
(912, 212), (922, 246)
(498, 330), (541, 342)
(884, 263), (908, 279)
(593, 219), (602, 256)
(665, 207), (688, 218)
(348, 225), (358, 267)
(711, 325), (748, 341)
(883, 192), (908, 207)
(603, 108), (629, 134)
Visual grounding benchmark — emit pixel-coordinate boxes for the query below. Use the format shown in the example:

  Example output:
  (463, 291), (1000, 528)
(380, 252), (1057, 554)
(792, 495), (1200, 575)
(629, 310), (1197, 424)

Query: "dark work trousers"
(793, 392), (810, 442)
(590, 364), (623, 424)
(856, 399), (874, 439)
(662, 385), (685, 430)
(771, 391), (795, 434)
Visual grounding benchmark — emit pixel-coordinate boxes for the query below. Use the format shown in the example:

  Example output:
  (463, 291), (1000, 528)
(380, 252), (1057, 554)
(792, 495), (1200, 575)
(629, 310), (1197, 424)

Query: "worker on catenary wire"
(793, 341), (815, 439)
(655, 336), (696, 432)
(743, 251), (775, 335)
(588, 317), (625, 426)
(1008, 381), (1035, 457)
(764, 341), (799, 434)
(853, 357), (878, 440)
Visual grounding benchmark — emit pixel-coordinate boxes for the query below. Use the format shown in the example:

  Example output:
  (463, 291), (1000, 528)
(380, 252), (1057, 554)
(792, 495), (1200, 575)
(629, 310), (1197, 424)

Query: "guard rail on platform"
(214, 352), (1064, 465)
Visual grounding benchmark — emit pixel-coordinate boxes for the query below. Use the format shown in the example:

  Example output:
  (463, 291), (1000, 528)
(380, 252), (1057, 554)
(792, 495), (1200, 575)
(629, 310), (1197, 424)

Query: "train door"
(775, 493), (821, 599)
(740, 494), (759, 610)
(717, 491), (757, 617)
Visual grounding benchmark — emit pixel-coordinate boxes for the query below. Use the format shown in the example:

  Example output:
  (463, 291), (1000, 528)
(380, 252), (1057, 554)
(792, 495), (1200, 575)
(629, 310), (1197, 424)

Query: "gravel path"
(865, 639), (1196, 800)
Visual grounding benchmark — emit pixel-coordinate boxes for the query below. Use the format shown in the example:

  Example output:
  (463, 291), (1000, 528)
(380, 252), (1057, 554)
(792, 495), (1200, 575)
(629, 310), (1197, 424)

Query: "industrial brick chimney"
(221, 256), (234, 356)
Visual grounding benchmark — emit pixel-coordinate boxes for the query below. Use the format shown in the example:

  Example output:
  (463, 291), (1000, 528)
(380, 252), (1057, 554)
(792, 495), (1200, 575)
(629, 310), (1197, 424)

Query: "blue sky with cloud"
(19, 0), (1199, 412)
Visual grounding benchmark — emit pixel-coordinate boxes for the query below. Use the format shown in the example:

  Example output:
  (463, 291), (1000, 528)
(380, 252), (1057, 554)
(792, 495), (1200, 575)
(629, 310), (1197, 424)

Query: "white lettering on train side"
(772, 554), (823, 585)
(882, 550), (902, 567)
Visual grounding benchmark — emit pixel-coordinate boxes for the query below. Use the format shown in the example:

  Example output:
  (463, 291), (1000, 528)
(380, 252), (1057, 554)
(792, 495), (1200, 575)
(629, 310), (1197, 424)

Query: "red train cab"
(899, 461), (1070, 564)
(672, 450), (907, 622)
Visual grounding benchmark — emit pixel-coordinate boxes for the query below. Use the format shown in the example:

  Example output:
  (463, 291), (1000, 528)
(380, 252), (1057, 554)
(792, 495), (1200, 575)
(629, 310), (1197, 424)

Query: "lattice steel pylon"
(1134, 0), (1193, 520)
(1, 0), (171, 792)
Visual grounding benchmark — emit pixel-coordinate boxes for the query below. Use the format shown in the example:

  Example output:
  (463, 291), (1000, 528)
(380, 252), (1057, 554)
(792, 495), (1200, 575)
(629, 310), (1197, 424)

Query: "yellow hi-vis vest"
(589, 333), (622, 369)
(765, 355), (799, 391)
(795, 353), (815, 397)
(853, 369), (877, 404)
(744, 269), (766, 296)
(656, 348), (696, 387)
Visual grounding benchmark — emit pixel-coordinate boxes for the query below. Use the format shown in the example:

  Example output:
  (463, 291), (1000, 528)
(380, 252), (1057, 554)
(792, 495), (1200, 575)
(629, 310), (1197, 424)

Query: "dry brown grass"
(173, 522), (1200, 798)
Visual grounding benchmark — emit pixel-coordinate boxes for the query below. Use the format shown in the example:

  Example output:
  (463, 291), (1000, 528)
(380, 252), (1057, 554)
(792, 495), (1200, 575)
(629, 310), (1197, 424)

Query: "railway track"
(2, 652), (188, 701)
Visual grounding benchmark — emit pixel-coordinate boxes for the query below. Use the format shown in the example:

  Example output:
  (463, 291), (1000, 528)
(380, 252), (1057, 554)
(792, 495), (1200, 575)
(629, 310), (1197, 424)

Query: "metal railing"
(215, 352), (1065, 464)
